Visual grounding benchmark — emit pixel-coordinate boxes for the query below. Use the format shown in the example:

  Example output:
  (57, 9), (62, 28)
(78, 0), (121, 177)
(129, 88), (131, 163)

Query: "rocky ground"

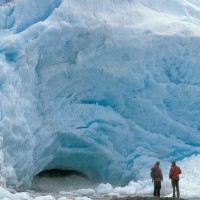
(111, 196), (185, 200)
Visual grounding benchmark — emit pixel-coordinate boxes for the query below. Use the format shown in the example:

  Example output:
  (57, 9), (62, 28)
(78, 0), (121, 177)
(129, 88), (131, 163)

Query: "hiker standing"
(169, 161), (182, 198)
(151, 161), (163, 197)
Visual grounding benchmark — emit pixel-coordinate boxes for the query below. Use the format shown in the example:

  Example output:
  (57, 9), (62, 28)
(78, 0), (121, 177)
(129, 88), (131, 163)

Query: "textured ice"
(0, 0), (200, 191)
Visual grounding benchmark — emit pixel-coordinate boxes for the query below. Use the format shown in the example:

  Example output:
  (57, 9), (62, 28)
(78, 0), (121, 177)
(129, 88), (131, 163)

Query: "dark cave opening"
(37, 169), (88, 178)
(31, 169), (97, 192)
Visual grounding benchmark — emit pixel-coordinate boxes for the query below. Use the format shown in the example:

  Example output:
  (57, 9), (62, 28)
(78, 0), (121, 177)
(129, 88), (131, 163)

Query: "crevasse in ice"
(0, 0), (200, 189)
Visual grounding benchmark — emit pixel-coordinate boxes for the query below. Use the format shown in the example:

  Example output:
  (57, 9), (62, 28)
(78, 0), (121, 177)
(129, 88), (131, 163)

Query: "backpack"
(151, 167), (159, 179)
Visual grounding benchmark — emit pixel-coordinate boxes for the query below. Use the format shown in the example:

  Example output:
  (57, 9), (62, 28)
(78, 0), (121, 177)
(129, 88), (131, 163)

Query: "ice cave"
(0, 0), (200, 198)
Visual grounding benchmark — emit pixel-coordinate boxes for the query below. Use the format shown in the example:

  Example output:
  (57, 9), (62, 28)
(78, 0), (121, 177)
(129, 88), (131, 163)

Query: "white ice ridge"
(0, 0), (200, 189)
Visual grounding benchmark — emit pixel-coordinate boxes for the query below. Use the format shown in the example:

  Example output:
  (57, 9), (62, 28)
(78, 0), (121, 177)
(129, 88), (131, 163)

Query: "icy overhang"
(0, 0), (200, 189)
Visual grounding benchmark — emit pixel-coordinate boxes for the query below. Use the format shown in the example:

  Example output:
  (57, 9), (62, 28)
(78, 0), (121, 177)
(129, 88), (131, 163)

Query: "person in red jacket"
(151, 161), (163, 197)
(169, 161), (182, 198)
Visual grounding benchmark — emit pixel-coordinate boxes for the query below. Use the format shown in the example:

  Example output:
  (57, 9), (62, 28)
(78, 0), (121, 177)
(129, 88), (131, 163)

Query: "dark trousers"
(171, 179), (180, 198)
(153, 181), (161, 197)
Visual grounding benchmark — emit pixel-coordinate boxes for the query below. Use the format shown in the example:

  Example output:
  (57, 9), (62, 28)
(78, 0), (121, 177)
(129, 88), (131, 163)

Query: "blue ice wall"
(0, 0), (200, 189)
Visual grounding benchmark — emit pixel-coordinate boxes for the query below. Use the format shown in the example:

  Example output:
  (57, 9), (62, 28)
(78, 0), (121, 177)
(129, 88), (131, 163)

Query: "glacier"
(0, 0), (200, 192)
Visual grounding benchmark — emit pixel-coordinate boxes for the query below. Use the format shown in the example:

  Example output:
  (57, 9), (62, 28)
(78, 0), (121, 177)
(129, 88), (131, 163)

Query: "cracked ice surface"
(0, 0), (200, 189)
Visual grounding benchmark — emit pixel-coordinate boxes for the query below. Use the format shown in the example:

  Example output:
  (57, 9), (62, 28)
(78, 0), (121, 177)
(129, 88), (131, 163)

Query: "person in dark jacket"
(151, 161), (163, 197)
(169, 161), (182, 198)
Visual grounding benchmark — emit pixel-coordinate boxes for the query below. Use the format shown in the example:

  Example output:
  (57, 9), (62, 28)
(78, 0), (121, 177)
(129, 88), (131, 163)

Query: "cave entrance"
(37, 169), (87, 178)
(31, 169), (98, 192)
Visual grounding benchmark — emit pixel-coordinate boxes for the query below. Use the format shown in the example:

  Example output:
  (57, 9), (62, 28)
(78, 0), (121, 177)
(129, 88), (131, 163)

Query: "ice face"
(0, 0), (200, 189)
